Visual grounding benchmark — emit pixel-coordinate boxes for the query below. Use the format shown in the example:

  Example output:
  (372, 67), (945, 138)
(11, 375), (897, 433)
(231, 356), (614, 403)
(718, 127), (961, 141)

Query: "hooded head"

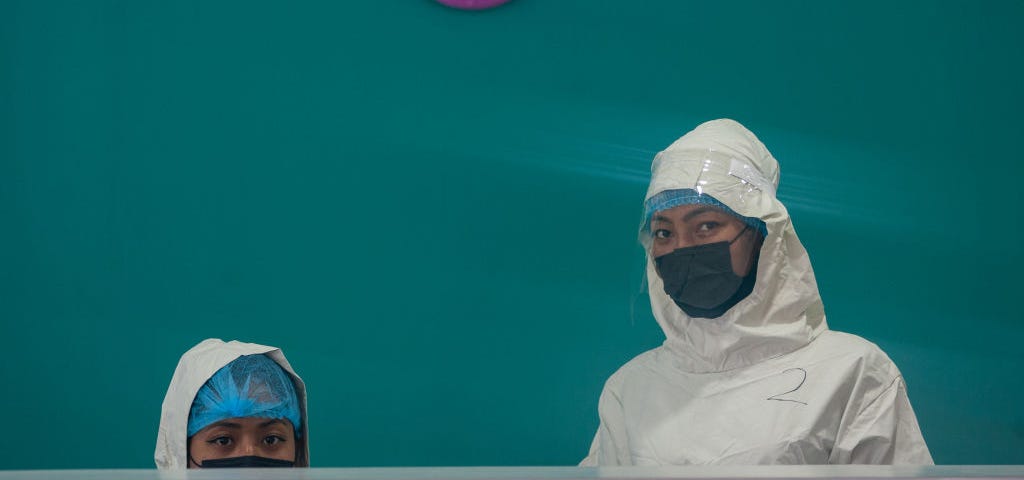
(154, 339), (310, 469)
(642, 119), (827, 373)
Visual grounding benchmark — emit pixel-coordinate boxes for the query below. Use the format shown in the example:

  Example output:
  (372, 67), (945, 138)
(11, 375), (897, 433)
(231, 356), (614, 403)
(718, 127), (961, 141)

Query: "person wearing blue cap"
(155, 339), (309, 469)
(580, 119), (932, 465)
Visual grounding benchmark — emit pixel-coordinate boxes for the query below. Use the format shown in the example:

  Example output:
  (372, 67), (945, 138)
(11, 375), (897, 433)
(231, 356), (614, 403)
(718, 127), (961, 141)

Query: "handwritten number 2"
(767, 368), (808, 405)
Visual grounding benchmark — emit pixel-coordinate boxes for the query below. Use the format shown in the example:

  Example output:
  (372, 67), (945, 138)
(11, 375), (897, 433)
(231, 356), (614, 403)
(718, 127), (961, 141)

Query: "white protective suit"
(154, 338), (310, 469)
(580, 119), (933, 465)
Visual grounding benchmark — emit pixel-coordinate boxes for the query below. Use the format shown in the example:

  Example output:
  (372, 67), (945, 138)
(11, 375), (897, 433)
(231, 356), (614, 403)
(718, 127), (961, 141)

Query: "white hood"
(154, 338), (310, 469)
(580, 120), (931, 465)
(643, 119), (828, 373)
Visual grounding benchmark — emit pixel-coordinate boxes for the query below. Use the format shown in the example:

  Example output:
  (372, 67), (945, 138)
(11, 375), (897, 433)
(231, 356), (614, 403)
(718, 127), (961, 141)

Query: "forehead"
(650, 204), (739, 223)
(203, 417), (294, 431)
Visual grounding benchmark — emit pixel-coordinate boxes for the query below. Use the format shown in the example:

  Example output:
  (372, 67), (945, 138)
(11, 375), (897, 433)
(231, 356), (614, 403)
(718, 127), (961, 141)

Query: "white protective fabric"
(581, 119), (932, 465)
(154, 338), (310, 469)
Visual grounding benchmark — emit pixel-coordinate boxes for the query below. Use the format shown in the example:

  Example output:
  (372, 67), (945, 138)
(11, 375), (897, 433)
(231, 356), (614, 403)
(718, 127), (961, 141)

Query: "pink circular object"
(435, 0), (512, 10)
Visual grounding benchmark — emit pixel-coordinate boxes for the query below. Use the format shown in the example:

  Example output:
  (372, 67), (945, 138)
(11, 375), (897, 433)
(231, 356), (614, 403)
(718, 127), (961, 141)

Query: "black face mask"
(197, 455), (295, 468)
(654, 227), (758, 319)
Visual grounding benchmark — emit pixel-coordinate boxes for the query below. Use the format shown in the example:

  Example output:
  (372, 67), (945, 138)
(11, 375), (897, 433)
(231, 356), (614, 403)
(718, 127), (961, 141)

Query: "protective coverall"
(580, 119), (933, 465)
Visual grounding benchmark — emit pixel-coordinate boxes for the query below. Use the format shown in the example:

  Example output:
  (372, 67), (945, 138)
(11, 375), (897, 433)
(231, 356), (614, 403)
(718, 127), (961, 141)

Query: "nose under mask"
(195, 455), (295, 468)
(654, 228), (758, 319)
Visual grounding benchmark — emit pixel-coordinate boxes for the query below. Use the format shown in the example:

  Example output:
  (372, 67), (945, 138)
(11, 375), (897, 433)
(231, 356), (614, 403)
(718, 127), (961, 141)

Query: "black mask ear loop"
(721, 224), (758, 284)
(732, 224), (763, 280)
(187, 440), (203, 469)
(729, 224), (751, 245)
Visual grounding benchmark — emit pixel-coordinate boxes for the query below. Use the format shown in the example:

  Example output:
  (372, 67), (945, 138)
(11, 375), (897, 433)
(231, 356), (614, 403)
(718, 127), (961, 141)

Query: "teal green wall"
(2, 0), (1022, 469)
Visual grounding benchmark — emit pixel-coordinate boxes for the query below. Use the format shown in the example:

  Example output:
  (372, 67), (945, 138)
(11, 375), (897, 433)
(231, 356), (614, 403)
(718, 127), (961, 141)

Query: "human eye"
(207, 435), (233, 447)
(263, 435), (287, 446)
(652, 229), (672, 239)
(695, 221), (721, 237)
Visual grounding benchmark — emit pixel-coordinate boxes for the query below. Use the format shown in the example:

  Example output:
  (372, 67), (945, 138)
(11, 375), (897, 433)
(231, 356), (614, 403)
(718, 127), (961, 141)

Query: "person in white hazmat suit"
(580, 119), (933, 465)
(155, 338), (309, 469)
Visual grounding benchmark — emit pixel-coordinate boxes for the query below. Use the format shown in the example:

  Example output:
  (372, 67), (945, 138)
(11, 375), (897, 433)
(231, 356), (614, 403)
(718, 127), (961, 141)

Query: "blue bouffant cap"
(642, 189), (767, 236)
(187, 354), (302, 438)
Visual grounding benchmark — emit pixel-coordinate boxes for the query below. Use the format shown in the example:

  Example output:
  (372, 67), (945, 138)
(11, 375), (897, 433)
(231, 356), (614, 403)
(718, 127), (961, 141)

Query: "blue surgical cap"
(187, 354), (302, 438)
(642, 189), (767, 236)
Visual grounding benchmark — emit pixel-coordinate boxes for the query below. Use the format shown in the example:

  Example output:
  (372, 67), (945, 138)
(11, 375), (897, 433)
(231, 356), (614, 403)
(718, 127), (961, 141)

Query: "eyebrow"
(682, 206), (726, 222)
(204, 419), (288, 431)
(652, 206), (726, 225)
(259, 419), (286, 428)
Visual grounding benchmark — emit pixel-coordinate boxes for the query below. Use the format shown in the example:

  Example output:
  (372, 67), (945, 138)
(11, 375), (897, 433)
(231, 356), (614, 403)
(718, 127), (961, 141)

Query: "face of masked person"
(650, 204), (763, 318)
(187, 417), (297, 468)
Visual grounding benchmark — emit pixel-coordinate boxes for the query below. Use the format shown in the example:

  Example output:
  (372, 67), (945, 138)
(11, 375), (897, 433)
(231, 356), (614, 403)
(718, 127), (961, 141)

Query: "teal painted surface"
(2, 0), (1022, 468)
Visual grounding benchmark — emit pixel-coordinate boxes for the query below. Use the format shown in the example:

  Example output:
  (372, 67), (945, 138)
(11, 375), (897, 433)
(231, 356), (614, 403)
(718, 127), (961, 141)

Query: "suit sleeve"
(830, 376), (934, 465)
(579, 386), (632, 466)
